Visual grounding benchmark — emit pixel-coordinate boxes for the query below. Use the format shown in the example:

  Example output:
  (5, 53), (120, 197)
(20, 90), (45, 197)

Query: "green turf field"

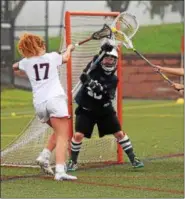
(1, 88), (184, 198)
(15, 23), (183, 60)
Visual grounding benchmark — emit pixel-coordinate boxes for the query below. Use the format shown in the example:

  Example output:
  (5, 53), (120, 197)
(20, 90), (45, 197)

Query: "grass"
(1, 88), (184, 198)
(129, 23), (184, 54)
(14, 23), (183, 60)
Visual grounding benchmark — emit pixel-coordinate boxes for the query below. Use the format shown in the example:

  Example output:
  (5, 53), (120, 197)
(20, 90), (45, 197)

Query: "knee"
(114, 131), (126, 141)
(73, 132), (84, 142)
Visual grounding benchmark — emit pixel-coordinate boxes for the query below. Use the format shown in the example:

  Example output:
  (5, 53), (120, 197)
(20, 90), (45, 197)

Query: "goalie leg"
(67, 134), (84, 171)
(98, 112), (144, 168)
(114, 131), (144, 168)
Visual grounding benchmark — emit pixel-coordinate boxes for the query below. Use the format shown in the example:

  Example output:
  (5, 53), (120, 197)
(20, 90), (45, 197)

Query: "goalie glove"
(101, 42), (114, 52)
(88, 80), (104, 93)
(80, 72), (91, 85)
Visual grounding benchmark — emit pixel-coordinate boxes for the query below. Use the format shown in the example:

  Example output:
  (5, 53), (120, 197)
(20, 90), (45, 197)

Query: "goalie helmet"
(100, 48), (118, 75)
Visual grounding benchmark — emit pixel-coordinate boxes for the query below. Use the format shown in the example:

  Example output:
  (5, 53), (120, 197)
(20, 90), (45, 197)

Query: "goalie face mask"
(100, 48), (118, 75)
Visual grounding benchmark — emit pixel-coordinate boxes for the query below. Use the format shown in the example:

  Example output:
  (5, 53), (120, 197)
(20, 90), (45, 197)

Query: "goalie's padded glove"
(101, 43), (114, 52)
(88, 80), (103, 93)
(80, 72), (91, 84)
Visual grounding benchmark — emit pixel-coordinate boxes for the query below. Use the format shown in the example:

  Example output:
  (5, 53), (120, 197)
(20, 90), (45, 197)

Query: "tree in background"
(137, 0), (184, 23)
(1, 0), (26, 22)
(106, 0), (130, 12)
(171, 1), (184, 22)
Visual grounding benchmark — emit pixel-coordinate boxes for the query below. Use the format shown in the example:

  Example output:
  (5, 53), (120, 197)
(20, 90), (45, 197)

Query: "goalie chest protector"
(75, 65), (118, 112)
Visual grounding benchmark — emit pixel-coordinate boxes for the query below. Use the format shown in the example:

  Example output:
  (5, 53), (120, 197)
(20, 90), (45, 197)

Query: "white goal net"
(1, 12), (123, 167)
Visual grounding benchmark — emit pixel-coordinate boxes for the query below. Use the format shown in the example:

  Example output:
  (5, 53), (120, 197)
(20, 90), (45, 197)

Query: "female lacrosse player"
(67, 41), (144, 171)
(12, 33), (77, 181)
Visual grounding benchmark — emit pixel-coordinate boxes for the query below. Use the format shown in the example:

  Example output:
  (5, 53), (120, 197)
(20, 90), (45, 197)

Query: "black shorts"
(75, 106), (121, 138)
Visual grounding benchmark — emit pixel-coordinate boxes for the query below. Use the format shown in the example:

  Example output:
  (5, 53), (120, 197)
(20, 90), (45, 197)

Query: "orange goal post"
(1, 11), (123, 168)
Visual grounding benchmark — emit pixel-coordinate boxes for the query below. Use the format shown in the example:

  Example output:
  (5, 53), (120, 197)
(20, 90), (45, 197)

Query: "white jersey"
(19, 52), (66, 105)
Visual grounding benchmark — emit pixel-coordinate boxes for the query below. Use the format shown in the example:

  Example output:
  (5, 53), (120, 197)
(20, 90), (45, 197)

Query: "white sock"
(41, 148), (51, 159)
(56, 164), (65, 173)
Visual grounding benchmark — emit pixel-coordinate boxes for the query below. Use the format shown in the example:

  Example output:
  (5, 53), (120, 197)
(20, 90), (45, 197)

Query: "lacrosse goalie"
(67, 39), (144, 171)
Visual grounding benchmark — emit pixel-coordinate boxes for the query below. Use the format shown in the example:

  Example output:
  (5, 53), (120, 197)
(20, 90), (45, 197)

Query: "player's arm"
(62, 44), (75, 63)
(155, 66), (184, 76)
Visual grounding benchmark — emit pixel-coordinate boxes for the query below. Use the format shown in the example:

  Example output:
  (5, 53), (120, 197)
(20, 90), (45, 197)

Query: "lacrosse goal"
(1, 11), (123, 168)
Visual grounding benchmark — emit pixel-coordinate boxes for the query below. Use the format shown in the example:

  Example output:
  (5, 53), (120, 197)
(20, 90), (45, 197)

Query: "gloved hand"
(80, 72), (91, 84)
(101, 42), (114, 52)
(89, 80), (103, 93)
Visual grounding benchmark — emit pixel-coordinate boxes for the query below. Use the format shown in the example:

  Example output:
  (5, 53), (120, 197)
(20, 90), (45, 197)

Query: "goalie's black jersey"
(75, 56), (118, 113)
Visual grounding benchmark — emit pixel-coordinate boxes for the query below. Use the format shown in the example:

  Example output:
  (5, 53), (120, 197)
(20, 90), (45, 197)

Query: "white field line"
(123, 102), (183, 110)
(1, 102), (183, 120)
(123, 114), (183, 118)
(1, 115), (33, 119)
(1, 134), (17, 137)
(1, 113), (182, 121)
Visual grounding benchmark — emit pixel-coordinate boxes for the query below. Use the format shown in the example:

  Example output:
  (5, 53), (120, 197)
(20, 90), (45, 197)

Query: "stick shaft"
(133, 49), (174, 85)
(60, 36), (92, 54)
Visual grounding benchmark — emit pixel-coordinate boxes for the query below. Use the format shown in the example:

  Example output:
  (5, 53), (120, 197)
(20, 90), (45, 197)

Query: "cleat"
(36, 156), (54, 175)
(54, 172), (77, 181)
(67, 160), (78, 171)
(132, 157), (144, 168)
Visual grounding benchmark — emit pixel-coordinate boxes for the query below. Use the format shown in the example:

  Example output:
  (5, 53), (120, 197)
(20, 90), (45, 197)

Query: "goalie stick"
(111, 27), (175, 86)
(110, 12), (177, 89)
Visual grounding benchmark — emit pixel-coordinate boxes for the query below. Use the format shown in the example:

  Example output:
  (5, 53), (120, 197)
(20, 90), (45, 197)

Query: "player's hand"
(67, 44), (75, 52)
(153, 65), (162, 72)
(171, 82), (184, 91)
(101, 43), (114, 52)
(80, 72), (91, 84)
(89, 80), (103, 93)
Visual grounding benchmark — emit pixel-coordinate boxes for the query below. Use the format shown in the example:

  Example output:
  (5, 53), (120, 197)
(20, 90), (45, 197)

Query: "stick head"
(111, 28), (134, 50)
(111, 12), (139, 39)
(91, 24), (112, 40)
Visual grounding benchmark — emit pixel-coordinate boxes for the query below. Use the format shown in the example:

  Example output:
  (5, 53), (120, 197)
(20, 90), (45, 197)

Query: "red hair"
(18, 33), (45, 58)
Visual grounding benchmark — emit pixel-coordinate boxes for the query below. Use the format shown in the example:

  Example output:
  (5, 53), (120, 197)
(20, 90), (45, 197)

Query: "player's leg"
(97, 111), (144, 168)
(37, 121), (56, 157)
(36, 131), (55, 175)
(35, 102), (54, 175)
(67, 106), (95, 171)
(114, 131), (144, 168)
(47, 96), (77, 180)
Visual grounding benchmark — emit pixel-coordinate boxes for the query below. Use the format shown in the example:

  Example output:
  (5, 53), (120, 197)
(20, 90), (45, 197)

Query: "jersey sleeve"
(50, 52), (63, 67)
(18, 58), (27, 71)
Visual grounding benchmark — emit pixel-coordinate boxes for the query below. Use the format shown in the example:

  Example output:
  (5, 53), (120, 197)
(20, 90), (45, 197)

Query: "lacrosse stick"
(110, 12), (174, 86)
(59, 24), (112, 54)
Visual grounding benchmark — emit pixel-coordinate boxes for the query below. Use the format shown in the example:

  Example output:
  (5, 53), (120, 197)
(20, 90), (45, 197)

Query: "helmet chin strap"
(101, 59), (118, 75)
(104, 71), (112, 75)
